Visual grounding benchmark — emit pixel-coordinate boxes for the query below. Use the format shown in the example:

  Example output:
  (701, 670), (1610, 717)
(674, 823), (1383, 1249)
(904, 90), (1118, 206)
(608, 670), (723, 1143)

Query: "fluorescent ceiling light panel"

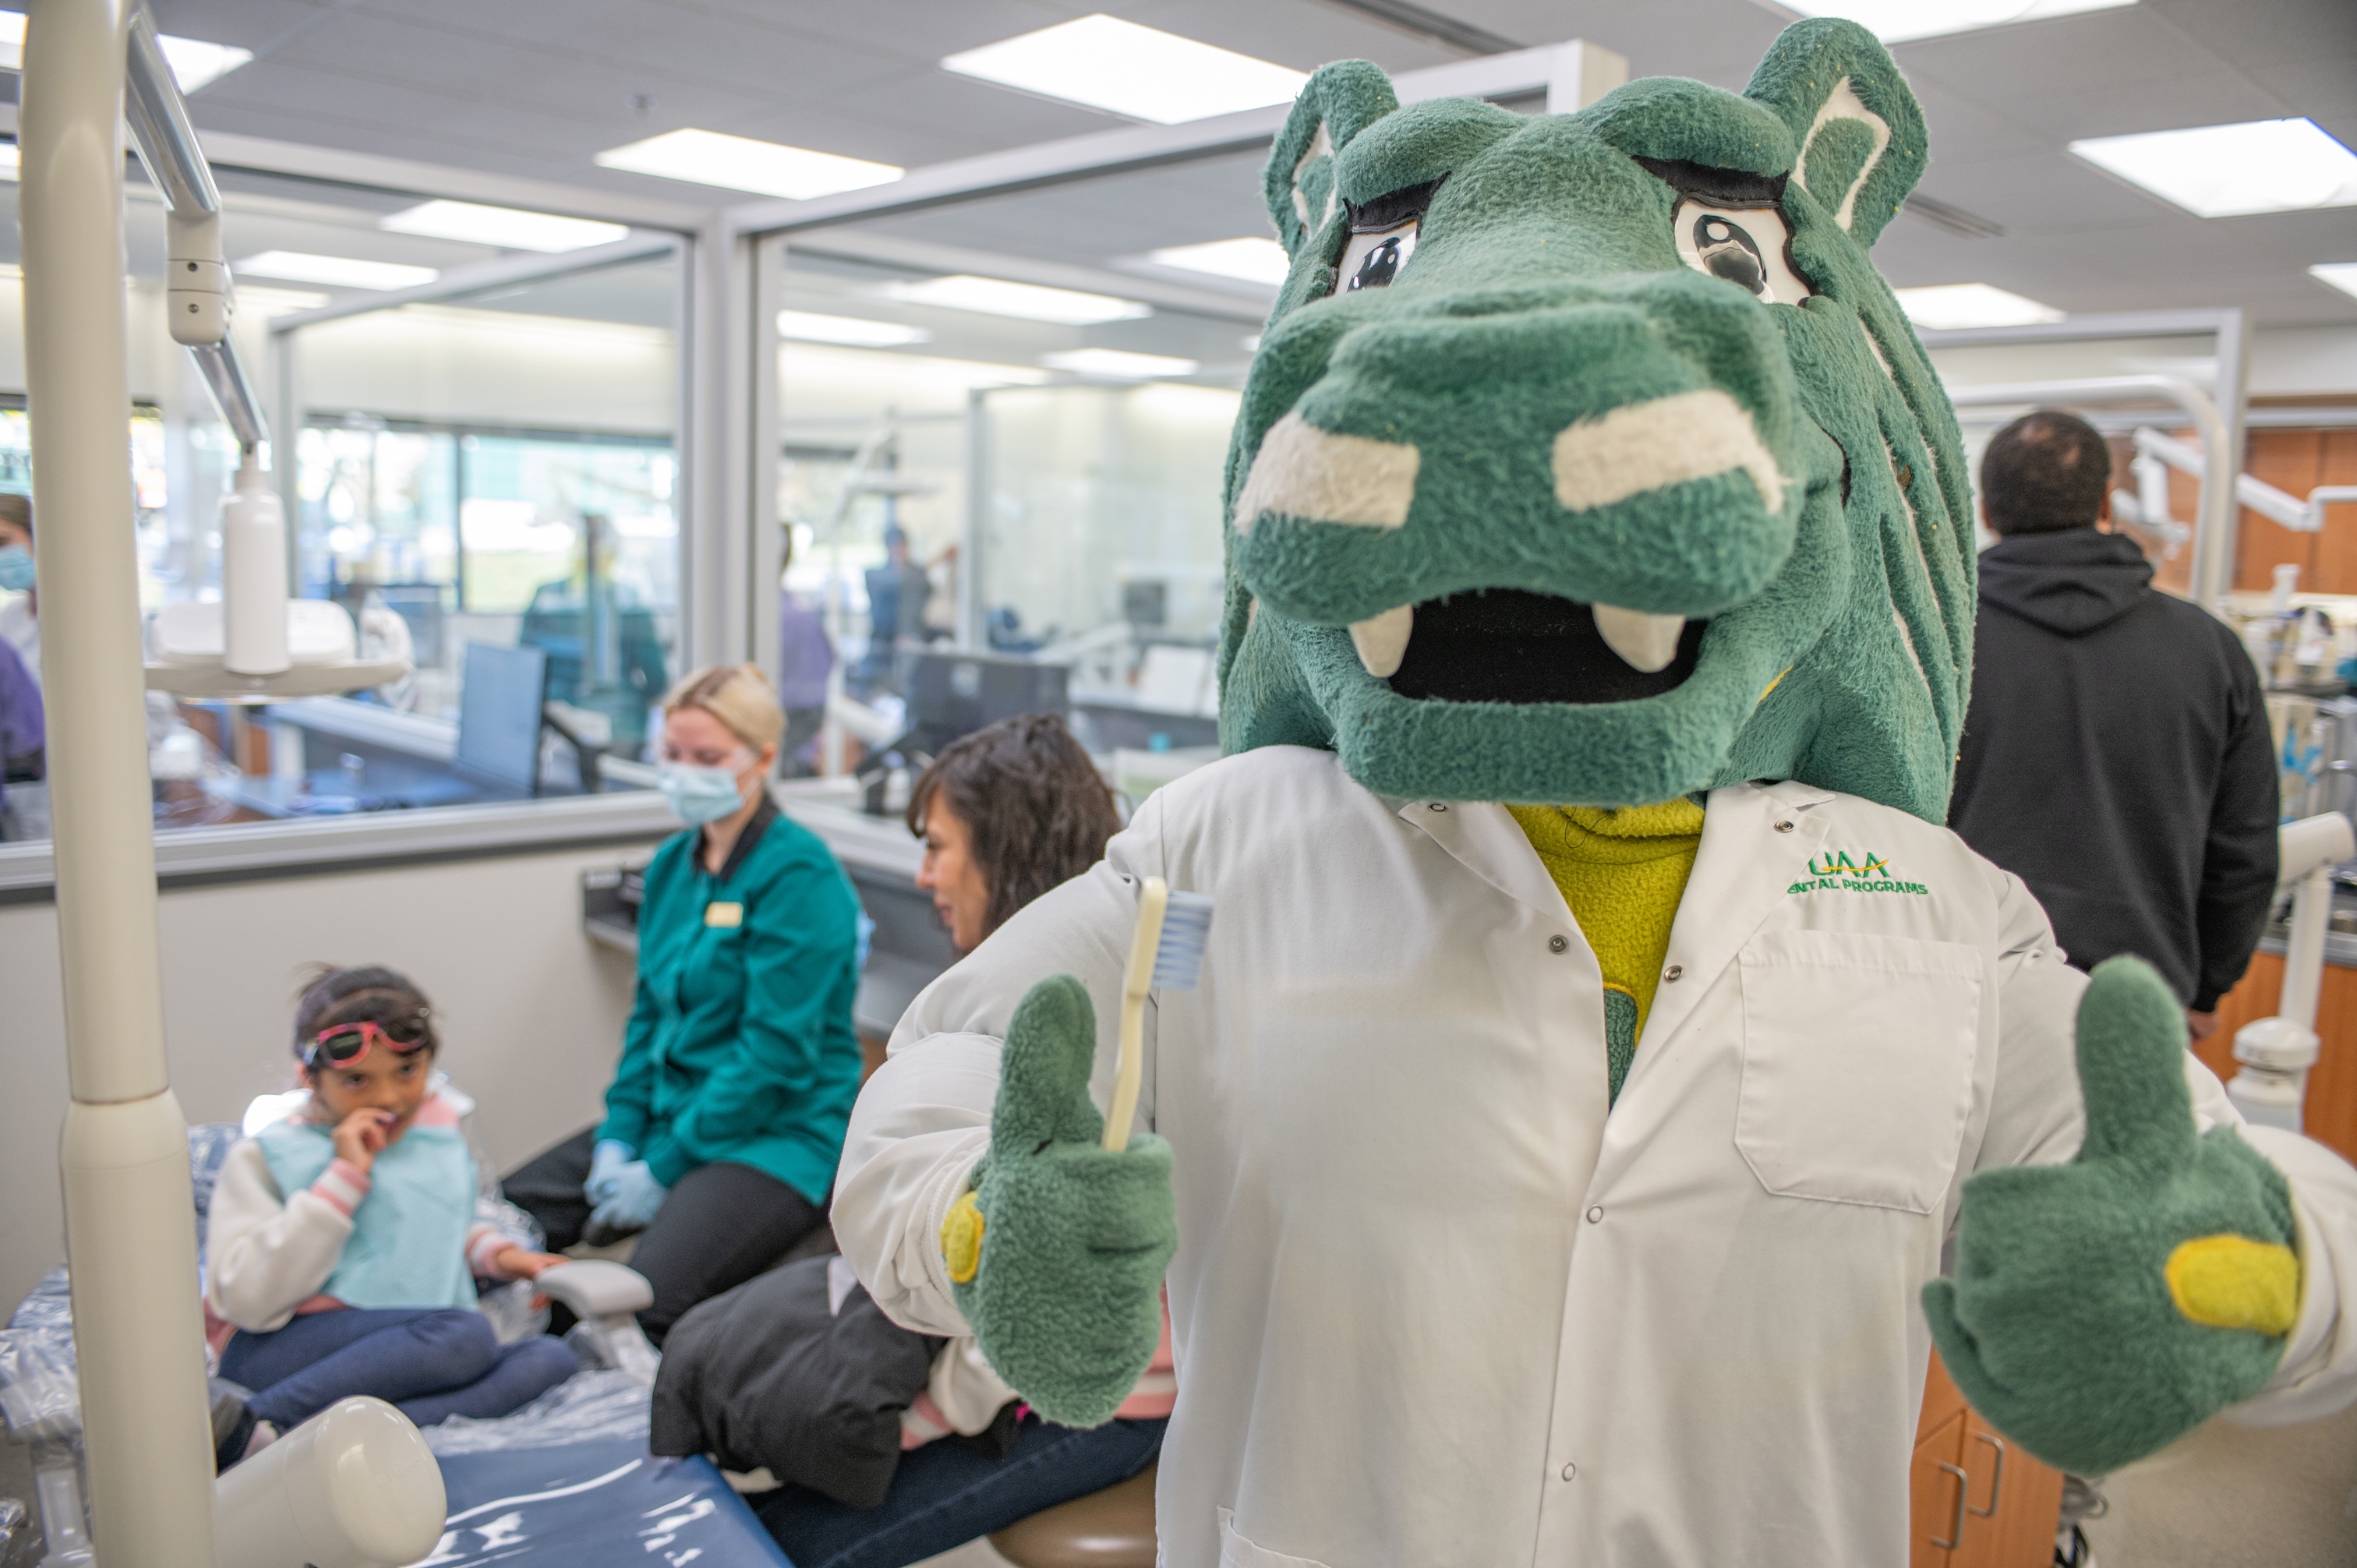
(1042, 348), (1200, 380)
(776, 309), (931, 348)
(0, 143), (16, 182)
(1771, 0), (2133, 43)
(380, 200), (627, 253)
(942, 14), (1306, 125)
(0, 12), (252, 89)
(234, 285), (332, 316)
(2071, 119), (2357, 217)
(1147, 237), (1292, 286)
(596, 129), (901, 200)
(885, 274), (1150, 325)
(1892, 283), (2065, 330)
(2313, 264), (2357, 302)
(235, 251), (440, 290)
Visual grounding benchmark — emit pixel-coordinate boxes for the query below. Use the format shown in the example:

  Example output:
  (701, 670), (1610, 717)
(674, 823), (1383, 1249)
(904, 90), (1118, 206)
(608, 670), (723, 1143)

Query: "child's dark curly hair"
(906, 714), (1122, 942)
(291, 963), (440, 1064)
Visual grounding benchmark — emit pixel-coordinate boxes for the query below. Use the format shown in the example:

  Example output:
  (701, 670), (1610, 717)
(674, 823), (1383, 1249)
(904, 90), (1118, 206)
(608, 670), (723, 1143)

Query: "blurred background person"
(1949, 408), (2278, 1043)
(521, 510), (670, 758)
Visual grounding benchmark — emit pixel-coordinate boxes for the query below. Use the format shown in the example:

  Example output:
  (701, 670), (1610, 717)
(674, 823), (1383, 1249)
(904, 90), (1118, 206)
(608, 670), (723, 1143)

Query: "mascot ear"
(1744, 18), (1927, 247)
(1264, 60), (1400, 261)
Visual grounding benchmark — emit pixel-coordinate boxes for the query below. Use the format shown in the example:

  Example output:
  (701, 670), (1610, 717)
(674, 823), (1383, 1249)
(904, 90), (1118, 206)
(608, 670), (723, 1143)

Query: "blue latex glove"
(585, 1139), (635, 1206)
(586, 1160), (667, 1235)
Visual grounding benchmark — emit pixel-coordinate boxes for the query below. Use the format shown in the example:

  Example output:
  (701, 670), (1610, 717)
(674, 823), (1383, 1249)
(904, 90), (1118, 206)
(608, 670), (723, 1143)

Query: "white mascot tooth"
(1349, 605), (1415, 678)
(1592, 605), (1686, 673)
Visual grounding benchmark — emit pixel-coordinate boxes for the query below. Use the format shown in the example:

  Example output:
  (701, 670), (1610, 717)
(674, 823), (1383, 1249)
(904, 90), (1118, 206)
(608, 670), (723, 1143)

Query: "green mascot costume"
(836, 19), (2355, 1565)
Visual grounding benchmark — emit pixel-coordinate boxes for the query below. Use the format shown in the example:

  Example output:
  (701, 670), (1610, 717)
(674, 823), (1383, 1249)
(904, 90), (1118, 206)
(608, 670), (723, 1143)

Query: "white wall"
(295, 304), (675, 435)
(0, 842), (655, 1310)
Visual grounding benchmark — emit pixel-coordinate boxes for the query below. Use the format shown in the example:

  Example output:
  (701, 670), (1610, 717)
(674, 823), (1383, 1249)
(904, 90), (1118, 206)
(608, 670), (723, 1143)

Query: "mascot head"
(1218, 18), (1973, 822)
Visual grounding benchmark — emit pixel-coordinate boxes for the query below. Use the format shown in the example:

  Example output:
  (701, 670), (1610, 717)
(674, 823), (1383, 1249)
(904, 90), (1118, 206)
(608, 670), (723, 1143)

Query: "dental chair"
(989, 1464), (1159, 1568)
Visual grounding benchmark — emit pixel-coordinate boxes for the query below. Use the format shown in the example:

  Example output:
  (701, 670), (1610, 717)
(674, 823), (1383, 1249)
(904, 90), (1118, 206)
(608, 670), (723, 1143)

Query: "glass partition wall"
(768, 148), (1270, 773)
(0, 154), (685, 845)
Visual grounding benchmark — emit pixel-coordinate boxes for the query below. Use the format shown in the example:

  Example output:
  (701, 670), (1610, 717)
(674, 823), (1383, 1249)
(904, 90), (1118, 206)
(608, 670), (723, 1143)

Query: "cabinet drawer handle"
(1969, 1432), (2005, 1518)
(1931, 1462), (1969, 1550)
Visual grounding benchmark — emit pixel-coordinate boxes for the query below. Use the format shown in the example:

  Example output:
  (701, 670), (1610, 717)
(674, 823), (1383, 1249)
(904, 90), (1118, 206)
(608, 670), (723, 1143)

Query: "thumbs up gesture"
(1924, 956), (2301, 1474)
(942, 974), (1178, 1428)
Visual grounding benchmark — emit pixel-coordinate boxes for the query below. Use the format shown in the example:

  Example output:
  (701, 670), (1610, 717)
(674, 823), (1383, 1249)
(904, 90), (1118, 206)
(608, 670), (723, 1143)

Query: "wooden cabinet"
(1910, 1354), (2063, 1568)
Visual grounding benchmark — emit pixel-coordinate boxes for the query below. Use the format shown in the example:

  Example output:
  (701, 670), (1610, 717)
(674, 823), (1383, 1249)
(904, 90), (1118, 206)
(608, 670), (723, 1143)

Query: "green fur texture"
(1923, 957), (2294, 1474)
(1219, 19), (1974, 819)
(952, 976), (1178, 1428)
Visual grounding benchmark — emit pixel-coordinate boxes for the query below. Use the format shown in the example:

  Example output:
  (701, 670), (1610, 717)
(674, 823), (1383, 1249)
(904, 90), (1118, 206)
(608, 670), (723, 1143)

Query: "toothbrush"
(1103, 876), (1214, 1152)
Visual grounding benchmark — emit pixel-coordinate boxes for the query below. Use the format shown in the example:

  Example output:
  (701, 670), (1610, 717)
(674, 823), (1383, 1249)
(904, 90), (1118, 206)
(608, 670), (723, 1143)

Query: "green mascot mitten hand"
(941, 974), (1178, 1428)
(1923, 955), (2302, 1474)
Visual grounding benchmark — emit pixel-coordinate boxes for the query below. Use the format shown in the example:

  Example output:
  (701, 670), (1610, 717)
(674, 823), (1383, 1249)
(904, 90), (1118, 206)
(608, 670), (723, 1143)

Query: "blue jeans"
(220, 1308), (579, 1431)
(756, 1415), (1166, 1568)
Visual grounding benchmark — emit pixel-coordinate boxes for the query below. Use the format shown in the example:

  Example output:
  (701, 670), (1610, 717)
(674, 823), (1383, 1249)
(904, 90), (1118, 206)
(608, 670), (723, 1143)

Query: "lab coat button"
(1548, 934), (1569, 954)
(1561, 1462), (1578, 1481)
(1663, 964), (1683, 983)
(1585, 1205), (1604, 1223)
(1774, 818), (1795, 833)
(1428, 802), (1448, 811)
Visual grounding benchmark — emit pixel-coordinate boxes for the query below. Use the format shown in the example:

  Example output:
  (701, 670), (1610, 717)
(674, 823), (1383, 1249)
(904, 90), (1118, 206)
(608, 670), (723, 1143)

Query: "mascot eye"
(1329, 175), (1446, 298)
(1671, 199), (1814, 305)
(1338, 224), (1417, 293)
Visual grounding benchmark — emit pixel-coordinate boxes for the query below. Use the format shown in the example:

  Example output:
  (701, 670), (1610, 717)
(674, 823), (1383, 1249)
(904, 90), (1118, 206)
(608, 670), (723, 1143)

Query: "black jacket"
(1949, 529), (2279, 1010)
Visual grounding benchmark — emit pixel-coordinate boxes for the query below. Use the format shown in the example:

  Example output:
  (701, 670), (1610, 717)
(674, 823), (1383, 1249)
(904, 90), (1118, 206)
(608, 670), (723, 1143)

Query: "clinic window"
(0, 162), (684, 847)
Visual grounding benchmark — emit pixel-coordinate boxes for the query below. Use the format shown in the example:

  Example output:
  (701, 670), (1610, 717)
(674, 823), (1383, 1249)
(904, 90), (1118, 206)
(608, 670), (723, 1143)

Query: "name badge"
(705, 901), (744, 929)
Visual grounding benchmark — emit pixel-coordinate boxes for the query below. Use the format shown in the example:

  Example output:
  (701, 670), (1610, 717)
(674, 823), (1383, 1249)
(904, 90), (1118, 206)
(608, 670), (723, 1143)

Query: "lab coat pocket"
(1736, 929), (1982, 1213)
(1219, 1508), (1333, 1568)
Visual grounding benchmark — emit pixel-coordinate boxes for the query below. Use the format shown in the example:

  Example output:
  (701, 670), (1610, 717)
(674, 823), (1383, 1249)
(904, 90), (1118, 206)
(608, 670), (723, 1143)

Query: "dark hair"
(906, 714), (1122, 941)
(292, 963), (440, 1065)
(1980, 410), (2111, 536)
(0, 493), (29, 541)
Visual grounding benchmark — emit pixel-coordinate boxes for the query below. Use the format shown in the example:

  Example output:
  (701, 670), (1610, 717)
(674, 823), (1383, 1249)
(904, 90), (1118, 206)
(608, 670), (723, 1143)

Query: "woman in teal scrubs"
(504, 663), (863, 1342)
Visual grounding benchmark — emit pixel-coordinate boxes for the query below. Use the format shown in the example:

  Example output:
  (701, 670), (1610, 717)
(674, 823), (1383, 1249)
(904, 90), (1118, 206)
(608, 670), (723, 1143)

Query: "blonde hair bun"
(664, 662), (786, 751)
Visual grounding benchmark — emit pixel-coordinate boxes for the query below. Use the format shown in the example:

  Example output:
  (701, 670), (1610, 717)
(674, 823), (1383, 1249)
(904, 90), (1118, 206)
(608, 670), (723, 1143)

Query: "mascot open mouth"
(1373, 590), (1708, 705)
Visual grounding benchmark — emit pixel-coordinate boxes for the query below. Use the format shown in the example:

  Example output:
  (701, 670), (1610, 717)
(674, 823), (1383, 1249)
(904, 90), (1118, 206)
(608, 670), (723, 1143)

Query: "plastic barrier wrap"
(420, 1436), (788, 1566)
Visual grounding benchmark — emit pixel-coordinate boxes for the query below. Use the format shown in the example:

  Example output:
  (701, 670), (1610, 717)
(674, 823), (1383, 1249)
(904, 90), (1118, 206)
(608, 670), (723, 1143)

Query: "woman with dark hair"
(753, 713), (1164, 1568)
(907, 712), (1123, 952)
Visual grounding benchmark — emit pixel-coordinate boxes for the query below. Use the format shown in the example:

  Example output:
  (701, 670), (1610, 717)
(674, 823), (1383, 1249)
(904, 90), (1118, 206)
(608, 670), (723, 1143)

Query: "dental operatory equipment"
(19, 4), (433, 1564)
(2228, 810), (2357, 1133)
(1104, 877), (1214, 1150)
(535, 1261), (663, 1383)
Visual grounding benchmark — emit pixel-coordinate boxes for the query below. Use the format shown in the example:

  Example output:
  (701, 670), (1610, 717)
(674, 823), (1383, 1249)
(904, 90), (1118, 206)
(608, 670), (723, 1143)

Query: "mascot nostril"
(838, 18), (2356, 1568)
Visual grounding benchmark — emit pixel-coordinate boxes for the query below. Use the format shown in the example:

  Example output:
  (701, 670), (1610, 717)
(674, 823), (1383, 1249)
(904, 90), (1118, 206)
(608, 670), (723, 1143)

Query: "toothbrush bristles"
(1150, 891), (1215, 990)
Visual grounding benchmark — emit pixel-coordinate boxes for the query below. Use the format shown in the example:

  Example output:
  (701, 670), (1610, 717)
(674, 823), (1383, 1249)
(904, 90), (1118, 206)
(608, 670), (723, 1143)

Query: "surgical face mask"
(657, 758), (749, 827)
(0, 546), (31, 594)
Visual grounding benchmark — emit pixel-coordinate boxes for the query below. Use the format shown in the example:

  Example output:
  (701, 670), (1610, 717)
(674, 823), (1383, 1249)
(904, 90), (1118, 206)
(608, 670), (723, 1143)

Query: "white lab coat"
(835, 746), (2357, 1568)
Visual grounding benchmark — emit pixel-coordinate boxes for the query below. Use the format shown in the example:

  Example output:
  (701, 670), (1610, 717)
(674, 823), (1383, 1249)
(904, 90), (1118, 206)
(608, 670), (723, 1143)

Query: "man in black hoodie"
(1950, 409), (2279, 1042)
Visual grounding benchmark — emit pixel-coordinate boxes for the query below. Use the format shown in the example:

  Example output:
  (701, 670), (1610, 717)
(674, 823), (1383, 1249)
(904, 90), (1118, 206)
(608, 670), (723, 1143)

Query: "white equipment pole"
(20, 1), (221, 1563)
(2230, 812), (2357, 1133)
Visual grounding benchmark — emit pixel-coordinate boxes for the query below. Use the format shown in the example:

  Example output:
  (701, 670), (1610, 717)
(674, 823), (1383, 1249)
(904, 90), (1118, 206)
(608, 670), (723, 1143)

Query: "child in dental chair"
(205, 966), (580, 1457)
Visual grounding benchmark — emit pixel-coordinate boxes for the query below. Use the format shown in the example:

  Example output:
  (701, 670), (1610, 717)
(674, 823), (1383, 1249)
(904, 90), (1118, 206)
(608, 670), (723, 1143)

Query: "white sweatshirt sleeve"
(203, 1139), (368, 1333)
(834, 794), (1168, 1337)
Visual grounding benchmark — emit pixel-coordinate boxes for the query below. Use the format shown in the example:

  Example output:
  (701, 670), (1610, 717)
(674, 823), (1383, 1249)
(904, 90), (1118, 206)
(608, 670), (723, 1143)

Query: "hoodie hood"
(1977, 528), (2154, 636)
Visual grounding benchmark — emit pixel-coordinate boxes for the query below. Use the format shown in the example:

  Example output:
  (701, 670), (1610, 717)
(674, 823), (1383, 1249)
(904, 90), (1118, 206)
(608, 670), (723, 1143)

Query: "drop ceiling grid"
(133, 0), (2357, 327)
